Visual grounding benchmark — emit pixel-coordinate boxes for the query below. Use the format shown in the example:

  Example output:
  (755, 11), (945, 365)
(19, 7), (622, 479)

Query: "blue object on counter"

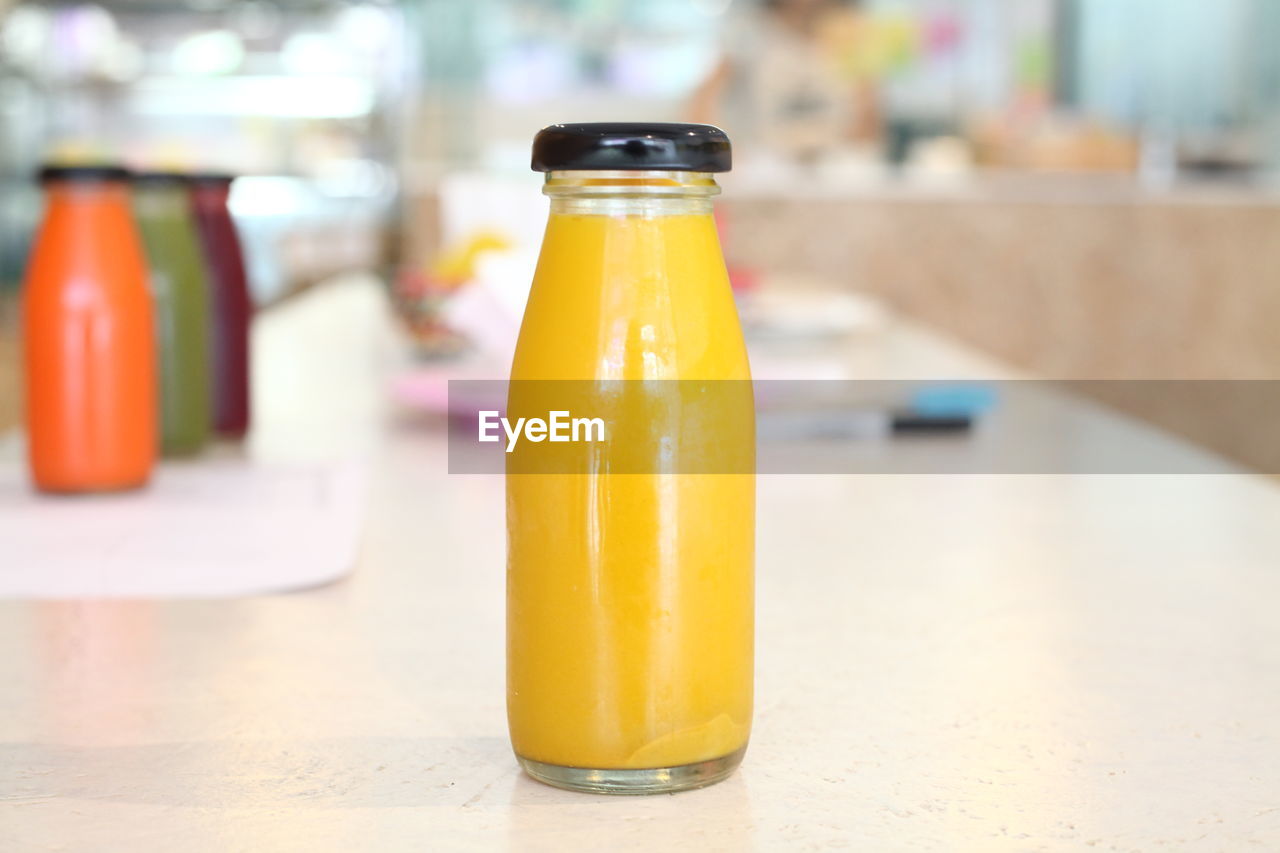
(909, 384), (999, 418)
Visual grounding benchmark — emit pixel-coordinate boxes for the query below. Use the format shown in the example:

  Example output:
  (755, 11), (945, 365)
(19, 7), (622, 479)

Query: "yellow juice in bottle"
(508, 123), (753, 794)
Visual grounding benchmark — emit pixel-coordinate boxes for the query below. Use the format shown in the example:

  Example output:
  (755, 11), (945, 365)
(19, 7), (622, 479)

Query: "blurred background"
(3, 0), (1280, 437)
(8, 7), (1280, 843)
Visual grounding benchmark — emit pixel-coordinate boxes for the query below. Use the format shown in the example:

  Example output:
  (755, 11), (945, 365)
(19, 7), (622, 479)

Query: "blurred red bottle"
(22, 165), (157, 493)
(189, 174), (252, 438)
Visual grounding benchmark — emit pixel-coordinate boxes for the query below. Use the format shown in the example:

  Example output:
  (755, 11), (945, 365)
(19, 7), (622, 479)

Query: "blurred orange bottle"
(22, 165), (157, 493)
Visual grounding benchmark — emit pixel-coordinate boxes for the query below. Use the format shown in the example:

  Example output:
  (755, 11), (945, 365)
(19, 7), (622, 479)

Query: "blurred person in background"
(688, 0), (883, 163)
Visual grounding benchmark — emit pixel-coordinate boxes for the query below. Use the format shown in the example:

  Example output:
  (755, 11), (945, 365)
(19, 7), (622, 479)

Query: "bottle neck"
(544, 170), (719, 216)
(44, 181), (130, 207)
(133, 183), (189, 215)
(190, 184), (231, 209)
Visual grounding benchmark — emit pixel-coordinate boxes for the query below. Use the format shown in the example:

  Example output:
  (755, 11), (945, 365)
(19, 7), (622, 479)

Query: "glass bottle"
(22, 165), (156, 492)
(189, 173), (251, 438)
(132, 172), (212, 456)
(507, 124), (754, 794)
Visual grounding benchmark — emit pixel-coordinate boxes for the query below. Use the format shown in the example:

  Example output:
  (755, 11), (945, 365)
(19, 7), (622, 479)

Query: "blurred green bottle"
(132, 172), (212, 456)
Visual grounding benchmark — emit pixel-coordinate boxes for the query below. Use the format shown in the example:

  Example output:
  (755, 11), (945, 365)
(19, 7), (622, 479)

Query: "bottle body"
(507, 172), (754, 793)
(134, 180), (212, 456)
(23, 178), (157, 493)
(189, 177), (251, 438)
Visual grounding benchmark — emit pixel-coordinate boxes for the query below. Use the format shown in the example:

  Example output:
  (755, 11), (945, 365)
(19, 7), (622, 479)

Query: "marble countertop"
(3, 277), (1279, 851)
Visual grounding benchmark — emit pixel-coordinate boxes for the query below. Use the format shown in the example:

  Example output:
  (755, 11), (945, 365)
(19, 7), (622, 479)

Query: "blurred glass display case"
(0, 0), (409, 301)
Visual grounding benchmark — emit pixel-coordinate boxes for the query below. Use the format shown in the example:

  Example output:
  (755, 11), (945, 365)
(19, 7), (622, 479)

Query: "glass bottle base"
(517, 746), (746, 795)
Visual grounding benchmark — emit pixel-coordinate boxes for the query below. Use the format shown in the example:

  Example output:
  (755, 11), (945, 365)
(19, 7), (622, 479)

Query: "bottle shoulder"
(514, 212), (746, 380)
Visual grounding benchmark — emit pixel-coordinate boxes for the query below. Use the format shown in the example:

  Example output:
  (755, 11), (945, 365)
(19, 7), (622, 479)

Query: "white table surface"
(3, 277), (1279, 852)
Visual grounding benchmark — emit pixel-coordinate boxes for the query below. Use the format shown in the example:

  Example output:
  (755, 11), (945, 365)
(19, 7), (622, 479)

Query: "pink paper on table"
(391, 359), (508, 417)
(0, 458), (368, 598)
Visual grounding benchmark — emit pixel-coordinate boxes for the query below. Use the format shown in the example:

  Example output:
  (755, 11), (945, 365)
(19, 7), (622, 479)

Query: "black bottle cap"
(131, 170), (191, 185)
(531, 123), (731, 173)
(37, 164), (131, 184)
(186, 172), (236, 185)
